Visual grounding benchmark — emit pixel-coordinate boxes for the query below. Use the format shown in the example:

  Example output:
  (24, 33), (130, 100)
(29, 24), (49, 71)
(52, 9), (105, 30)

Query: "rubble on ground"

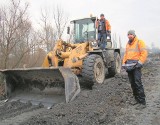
(0, 62), (160, 125)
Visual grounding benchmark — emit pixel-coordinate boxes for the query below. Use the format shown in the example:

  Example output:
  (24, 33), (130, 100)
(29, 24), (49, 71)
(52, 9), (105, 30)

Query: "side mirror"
(67, 27), (70, 34)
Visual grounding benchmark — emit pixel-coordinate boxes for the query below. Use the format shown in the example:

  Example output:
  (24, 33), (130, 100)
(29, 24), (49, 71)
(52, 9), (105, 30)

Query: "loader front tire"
(82, 54), (105, 85)
(108, 52), (121, 76)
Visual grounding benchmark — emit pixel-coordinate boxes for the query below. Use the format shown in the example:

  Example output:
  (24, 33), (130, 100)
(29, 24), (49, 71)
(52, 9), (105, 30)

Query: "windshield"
(73, 18), (96, 43)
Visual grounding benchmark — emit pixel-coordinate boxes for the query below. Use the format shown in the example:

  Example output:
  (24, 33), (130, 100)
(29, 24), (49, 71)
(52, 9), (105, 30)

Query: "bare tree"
(26, 30), (47, 67)
(53, 5), (68, 39)
(38, 6), (69, 52)
(38, 8), (57, 52)
(0, 1), (70, 69)
(0, 0), (34, 69)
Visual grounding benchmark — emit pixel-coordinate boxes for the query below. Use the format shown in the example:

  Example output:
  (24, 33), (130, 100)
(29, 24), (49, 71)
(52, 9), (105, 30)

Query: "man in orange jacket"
(96, 14), (111, 50)
(122, 30), (148, 109)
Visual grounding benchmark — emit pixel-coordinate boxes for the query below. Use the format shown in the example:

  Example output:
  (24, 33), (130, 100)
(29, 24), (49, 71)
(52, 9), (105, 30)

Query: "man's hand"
(122, 66), (125, 69)
(107, 30), (111, 34)
(121, 64), (126, 70)
(122, 65), (126, 70)
(136, 62), (142, 68)
(106, 30), (111, 38)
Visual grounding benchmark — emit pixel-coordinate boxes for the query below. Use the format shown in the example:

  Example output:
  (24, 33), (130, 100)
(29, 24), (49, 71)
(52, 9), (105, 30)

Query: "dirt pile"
(0, 101), (43, 121)
(19, 62), (159, 125)
(110, 62), (160, 125)
(0, 62), (159, 125)
(16, 73), (145, 124)
(19, 75), (131, 125)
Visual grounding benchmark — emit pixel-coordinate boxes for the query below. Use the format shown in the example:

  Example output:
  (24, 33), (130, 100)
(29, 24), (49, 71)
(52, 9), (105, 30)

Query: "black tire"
(82, 54), (105, 84)
(108, 52), (121, 76)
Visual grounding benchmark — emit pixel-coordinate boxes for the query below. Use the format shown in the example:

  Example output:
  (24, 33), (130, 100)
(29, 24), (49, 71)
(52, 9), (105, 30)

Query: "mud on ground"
(0, 62), (160, 125)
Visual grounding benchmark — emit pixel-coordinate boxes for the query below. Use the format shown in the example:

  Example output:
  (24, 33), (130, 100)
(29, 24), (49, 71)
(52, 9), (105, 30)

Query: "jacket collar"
(100, 18), (105, 21)
(128, 36), (138, 45)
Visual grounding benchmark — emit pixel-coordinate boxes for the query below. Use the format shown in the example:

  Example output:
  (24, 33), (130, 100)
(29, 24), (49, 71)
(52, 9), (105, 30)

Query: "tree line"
(0, 0), (68, 69)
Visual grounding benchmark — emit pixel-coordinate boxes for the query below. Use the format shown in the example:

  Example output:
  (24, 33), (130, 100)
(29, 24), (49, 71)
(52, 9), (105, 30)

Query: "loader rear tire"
(108, 52), (121, 76)
(82, 54), (105, 85)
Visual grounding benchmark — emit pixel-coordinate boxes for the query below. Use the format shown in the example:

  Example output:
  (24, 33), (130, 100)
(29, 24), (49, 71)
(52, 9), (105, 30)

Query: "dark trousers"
(98, 33), (107, 49)
(127, 68), (146, 104)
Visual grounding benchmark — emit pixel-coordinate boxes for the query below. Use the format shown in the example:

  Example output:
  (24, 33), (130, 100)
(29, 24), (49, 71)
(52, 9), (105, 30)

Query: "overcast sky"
(1, 0), (160, 48)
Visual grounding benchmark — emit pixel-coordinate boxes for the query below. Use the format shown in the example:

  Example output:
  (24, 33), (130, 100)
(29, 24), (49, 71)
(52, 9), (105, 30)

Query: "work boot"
(135, 103), (146, 110)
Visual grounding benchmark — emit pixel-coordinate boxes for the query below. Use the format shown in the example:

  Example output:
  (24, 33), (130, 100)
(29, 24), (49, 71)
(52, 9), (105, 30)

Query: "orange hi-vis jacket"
(96, 19), (111, 31)
(122, 37), (148, 65)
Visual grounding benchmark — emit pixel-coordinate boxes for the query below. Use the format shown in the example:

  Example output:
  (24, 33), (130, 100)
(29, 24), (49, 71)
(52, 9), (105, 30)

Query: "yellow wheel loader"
(0, 17), (121, 108)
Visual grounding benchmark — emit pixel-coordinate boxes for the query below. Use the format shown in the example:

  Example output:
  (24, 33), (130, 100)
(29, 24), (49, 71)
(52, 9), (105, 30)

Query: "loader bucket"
(0, 67), (80, 108)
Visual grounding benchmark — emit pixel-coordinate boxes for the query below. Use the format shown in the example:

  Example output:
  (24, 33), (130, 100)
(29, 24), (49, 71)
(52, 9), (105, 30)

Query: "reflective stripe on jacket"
(122, 37), (148, 65)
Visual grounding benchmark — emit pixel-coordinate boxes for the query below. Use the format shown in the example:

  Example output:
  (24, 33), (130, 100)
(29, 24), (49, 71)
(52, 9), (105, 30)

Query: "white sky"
(1, 0), (160, 48)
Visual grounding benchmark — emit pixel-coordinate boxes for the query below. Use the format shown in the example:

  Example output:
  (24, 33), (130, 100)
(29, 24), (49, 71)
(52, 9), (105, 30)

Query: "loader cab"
(71, 17), (96, 43)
